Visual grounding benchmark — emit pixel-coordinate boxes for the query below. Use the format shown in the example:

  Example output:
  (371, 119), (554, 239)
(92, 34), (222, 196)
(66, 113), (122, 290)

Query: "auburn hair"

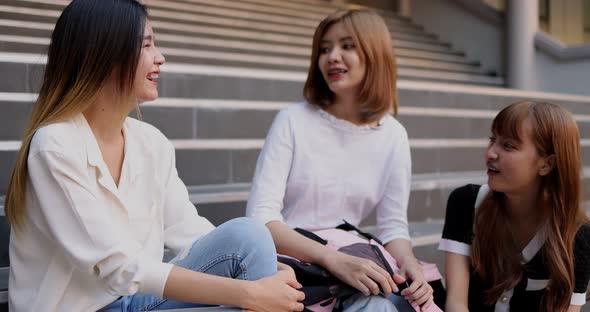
(4, 0), (148, 230)
(472, 101), (587, 311)
(303, 9), (398, 122)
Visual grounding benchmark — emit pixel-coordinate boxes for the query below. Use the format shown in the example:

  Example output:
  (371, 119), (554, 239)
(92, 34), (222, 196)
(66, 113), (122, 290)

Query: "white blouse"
(246, 102), (411, 244)
(9, 114), (215, 312)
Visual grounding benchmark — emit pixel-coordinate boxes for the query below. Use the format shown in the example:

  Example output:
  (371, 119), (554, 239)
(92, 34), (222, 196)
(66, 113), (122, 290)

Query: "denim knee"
(217, 217), (277, 278)
(219, 217), (273, 245)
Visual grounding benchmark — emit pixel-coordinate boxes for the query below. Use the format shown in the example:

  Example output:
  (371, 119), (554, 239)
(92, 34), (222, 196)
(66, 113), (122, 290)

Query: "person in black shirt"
(439, 101), (590, 312)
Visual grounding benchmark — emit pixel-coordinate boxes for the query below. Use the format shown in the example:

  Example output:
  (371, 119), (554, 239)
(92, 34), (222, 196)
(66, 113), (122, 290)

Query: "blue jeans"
(100, 217), (277, 312)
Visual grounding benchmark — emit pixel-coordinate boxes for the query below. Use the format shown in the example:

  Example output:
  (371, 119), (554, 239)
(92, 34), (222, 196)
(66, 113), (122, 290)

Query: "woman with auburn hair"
(440, 101), (590, 312)
(247, 9), (433, 310)
(4, 1), (305, 311)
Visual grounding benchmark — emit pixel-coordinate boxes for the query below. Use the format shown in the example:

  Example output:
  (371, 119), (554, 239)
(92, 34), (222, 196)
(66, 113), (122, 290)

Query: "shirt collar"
(477, 184), (548, 264)
(521, 223), (548, 264)
(72, 114), (145, 190)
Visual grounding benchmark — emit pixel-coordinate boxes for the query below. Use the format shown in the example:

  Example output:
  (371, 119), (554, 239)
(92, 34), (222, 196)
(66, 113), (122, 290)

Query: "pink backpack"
(281, 222), (444, 312)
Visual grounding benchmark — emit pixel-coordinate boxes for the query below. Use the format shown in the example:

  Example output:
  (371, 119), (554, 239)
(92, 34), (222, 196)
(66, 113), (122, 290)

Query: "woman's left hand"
(399, 259), (434, 309)
(277, 262), (299, 285)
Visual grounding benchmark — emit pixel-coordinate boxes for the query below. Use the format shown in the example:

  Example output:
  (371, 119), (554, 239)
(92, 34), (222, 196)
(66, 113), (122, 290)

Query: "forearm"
(266, 221), (336, 266)
(163, 266), (253, 307)
(444, 253), (471, 312)
(384, 238), (417, 267)
(445, 301), (470, 312)
(567, 305), (581, 312)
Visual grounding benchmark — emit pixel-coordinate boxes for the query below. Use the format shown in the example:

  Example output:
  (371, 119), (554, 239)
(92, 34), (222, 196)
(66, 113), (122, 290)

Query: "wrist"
(398, 254), (419, 268)
(236, 280), (258, 309)
(446, 300), (469, 312)
(316, 247), (339, 268)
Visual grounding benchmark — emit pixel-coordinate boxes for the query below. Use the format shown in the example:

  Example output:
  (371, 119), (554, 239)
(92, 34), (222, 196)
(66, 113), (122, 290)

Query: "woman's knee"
(217, 217), (277, 278)
(219, 217), (272, 243)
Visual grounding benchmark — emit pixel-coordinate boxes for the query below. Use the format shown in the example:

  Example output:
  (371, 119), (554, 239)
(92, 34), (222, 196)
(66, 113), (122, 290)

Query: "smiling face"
(132, 21), (165, 104)
(486, 119), (552, 196)
(317, 22), (366, 98)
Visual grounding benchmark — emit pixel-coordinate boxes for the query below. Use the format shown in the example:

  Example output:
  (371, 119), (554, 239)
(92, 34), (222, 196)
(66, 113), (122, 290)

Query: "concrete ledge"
(188, 183), (251, 204)
(3, 170), (590, 211)
(535, 31), (590, 61)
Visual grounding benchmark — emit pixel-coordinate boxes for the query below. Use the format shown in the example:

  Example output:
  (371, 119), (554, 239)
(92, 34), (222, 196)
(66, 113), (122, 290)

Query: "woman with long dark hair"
(440, 101), (590, 311)
(4, 1), (304, 311)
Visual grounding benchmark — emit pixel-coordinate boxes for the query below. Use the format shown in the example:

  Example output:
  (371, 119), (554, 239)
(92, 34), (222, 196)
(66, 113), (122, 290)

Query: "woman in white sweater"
(4, 1), (303, 311)
(247, 9), (433, 311)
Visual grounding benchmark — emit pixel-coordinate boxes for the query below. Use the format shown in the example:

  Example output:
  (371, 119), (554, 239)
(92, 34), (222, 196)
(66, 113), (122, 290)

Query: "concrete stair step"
(153, 20), (450, 52)
(0, 0), (469, 59)
(0, 21), (468, 66)
(5, 0), (412, 28)
(151, 0), (325, 28)
(0, 12), (462, 56)
(10, 54), (590, 104)
(0, 0), (430, 39)
(0, 56), (309, 98)
(158, 48), (477, 73)
(236, 0), (337, 15)
(0, 142), (485, 192)
(172, 0), (330, 22)
(4, 95), (590, 142)
(266, 0), (414, 27)
(1, 138), (589, 193)
(194, 0), (412, 25)
(0, 1), (489, 84)
(0, 1), (468, 71)
(9, 61), (590, 112)
(396, 49), (477, 65)
(5, 85), (589, 142)
(0, 56), (503, 94)
(0, 6), (56, 23)
(3, 176), (590, 224)
(156, 0), (427, 35)
(399, 68), (503, 86)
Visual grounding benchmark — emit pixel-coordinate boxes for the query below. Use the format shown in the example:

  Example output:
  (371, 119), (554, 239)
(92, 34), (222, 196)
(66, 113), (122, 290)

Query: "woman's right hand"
(323, 251), (397, 297)
(244, 270), (306, 312)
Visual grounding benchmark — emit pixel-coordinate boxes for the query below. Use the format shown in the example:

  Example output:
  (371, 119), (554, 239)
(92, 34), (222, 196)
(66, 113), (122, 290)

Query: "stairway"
(0, 3), (589, 305)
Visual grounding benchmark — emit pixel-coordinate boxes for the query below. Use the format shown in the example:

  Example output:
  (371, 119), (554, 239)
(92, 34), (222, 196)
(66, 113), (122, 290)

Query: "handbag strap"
(294, 228), (328, 245)
(336, 220), (384, 246)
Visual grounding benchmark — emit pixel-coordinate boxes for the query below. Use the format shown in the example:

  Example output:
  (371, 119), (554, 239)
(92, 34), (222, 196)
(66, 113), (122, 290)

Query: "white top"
(9, 114), (215, 312)
(246, 102), (411, 244)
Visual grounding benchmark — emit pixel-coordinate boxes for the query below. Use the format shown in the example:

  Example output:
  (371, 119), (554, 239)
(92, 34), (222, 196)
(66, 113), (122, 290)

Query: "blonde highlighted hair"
(303, 9), (398, 122)
(4, 0), (148, 230)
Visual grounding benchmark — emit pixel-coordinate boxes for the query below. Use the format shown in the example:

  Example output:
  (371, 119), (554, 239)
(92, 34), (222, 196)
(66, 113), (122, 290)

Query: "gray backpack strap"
(474, 184), (490, 210)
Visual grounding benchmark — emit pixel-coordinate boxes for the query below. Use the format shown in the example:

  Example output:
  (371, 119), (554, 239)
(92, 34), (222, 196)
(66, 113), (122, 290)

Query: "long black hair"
(6, 0), (149, 229)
